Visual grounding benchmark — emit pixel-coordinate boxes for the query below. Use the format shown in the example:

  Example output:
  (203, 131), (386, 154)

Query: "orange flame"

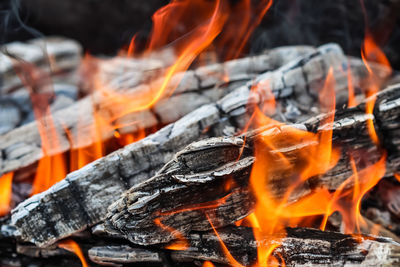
(202, 261), (215, 267)
(206, 214), (244, 267)
(395, 173), (400, 183)
(11, 60), (69, 195)
(154, 218), (189, 250)
(242, 55), (389, 265)
(0, 172), (13, 216)
(320, 154), (386, 234)
(359, 0), (392, 145)
(24, 0), (275, 197)
(246, 68), (341, 265)
(58, 239), (89, 267)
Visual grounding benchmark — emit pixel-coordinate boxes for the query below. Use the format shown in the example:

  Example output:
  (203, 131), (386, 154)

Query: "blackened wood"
(11, 44), (348, 247)
(105, 84), (400, 246)
(84, 227), (400, 266)
(170, 227), (400, 266)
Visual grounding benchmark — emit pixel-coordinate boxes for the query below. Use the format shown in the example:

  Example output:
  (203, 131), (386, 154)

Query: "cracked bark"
(104, 84), (400, 246)
(11, 43), (359, 247)
(0, 45), (315, 179)
(87, 227), (400, 266)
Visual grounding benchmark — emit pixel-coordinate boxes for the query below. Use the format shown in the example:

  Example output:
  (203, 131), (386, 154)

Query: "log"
(0, 45), (315, 179)
(171, 227), (400, 266)
(11, 44), (347, 247)
(88, 246), (164, 266)
(87, 227), (400, 266)
(104, 84), (400, 246)
(0, 36), (82, 94)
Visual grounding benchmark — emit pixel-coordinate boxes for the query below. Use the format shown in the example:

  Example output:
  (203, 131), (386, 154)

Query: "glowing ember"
(0, 172), (13, 216)
(58, 239), (89, 267)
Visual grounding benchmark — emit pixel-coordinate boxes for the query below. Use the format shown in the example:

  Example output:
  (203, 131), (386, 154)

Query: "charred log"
(88, 227), (400, 266)
(171, 227), (400, 266)
(10, 44), (347, 247)
(0, 45), (315, 179)
(104, 84), (400, 246)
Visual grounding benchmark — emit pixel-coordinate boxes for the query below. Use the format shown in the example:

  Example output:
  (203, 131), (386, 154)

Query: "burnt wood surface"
(86, 227), (400, 266)
(0, 36), (82, 94)
(104, 84), (400, 246)
(10, 44), (347, 247)
(0, 45), (315, 179)
(171, 227), (400, 266)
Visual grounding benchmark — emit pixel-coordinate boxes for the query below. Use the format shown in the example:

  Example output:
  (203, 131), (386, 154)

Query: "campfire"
(1, 0), (400, 266)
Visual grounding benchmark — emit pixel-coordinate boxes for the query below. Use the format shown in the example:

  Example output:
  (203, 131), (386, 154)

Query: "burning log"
(171, 227), (400, 266)
(104, 84), (400, 246)
(10, 44), (347, 247)
(0, 45), (314, 179)
(87, 227), (400, 266)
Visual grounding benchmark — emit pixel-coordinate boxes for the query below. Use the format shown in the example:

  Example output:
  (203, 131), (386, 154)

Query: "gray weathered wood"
(105, 84), (400, 246)
(171, 227), (400, 266)
(0, 45), (315, 179)
(88, 246), (163, 266)
(86, 227), (400, 266)
(11, 44), (349, 247)
(0, 36), (82, 94)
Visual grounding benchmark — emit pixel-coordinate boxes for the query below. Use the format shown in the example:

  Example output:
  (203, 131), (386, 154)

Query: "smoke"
(0, 0), (43, 45)
(0, 0), (50, 96)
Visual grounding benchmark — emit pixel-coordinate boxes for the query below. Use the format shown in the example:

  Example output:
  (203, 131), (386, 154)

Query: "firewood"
(88, 246), (164, 266)
(170, 227), (400, 266)
(11, 44), (350, 247)
(85, 227), (400, 266)
(104, 84), (400, 246)
(1, 37), (82, 94)
(0, 45), (315, 179)
(0, 99), (21, 135)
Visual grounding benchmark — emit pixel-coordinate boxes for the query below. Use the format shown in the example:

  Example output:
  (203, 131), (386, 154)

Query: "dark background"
(1, 0), (400, 68)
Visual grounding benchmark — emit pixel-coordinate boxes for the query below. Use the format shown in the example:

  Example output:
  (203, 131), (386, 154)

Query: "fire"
(154, 218), (189, 250)
(0, 172), (13, 216)
(320, 154), (386, 234)
(58, 239), (89, 267)
(395, 173), (400, 183)
(5, 0), (395, 266)
(203, 261), (215, 267)
(359, 0), (392, 145)
(244, 69), (339, 265)
(22, 0), (275, 198)
(206, 214), (244, 267)
(239, 40), (390, 264)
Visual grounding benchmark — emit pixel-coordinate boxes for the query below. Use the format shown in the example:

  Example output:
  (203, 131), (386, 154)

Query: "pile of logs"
(1, 38), (400, 266)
